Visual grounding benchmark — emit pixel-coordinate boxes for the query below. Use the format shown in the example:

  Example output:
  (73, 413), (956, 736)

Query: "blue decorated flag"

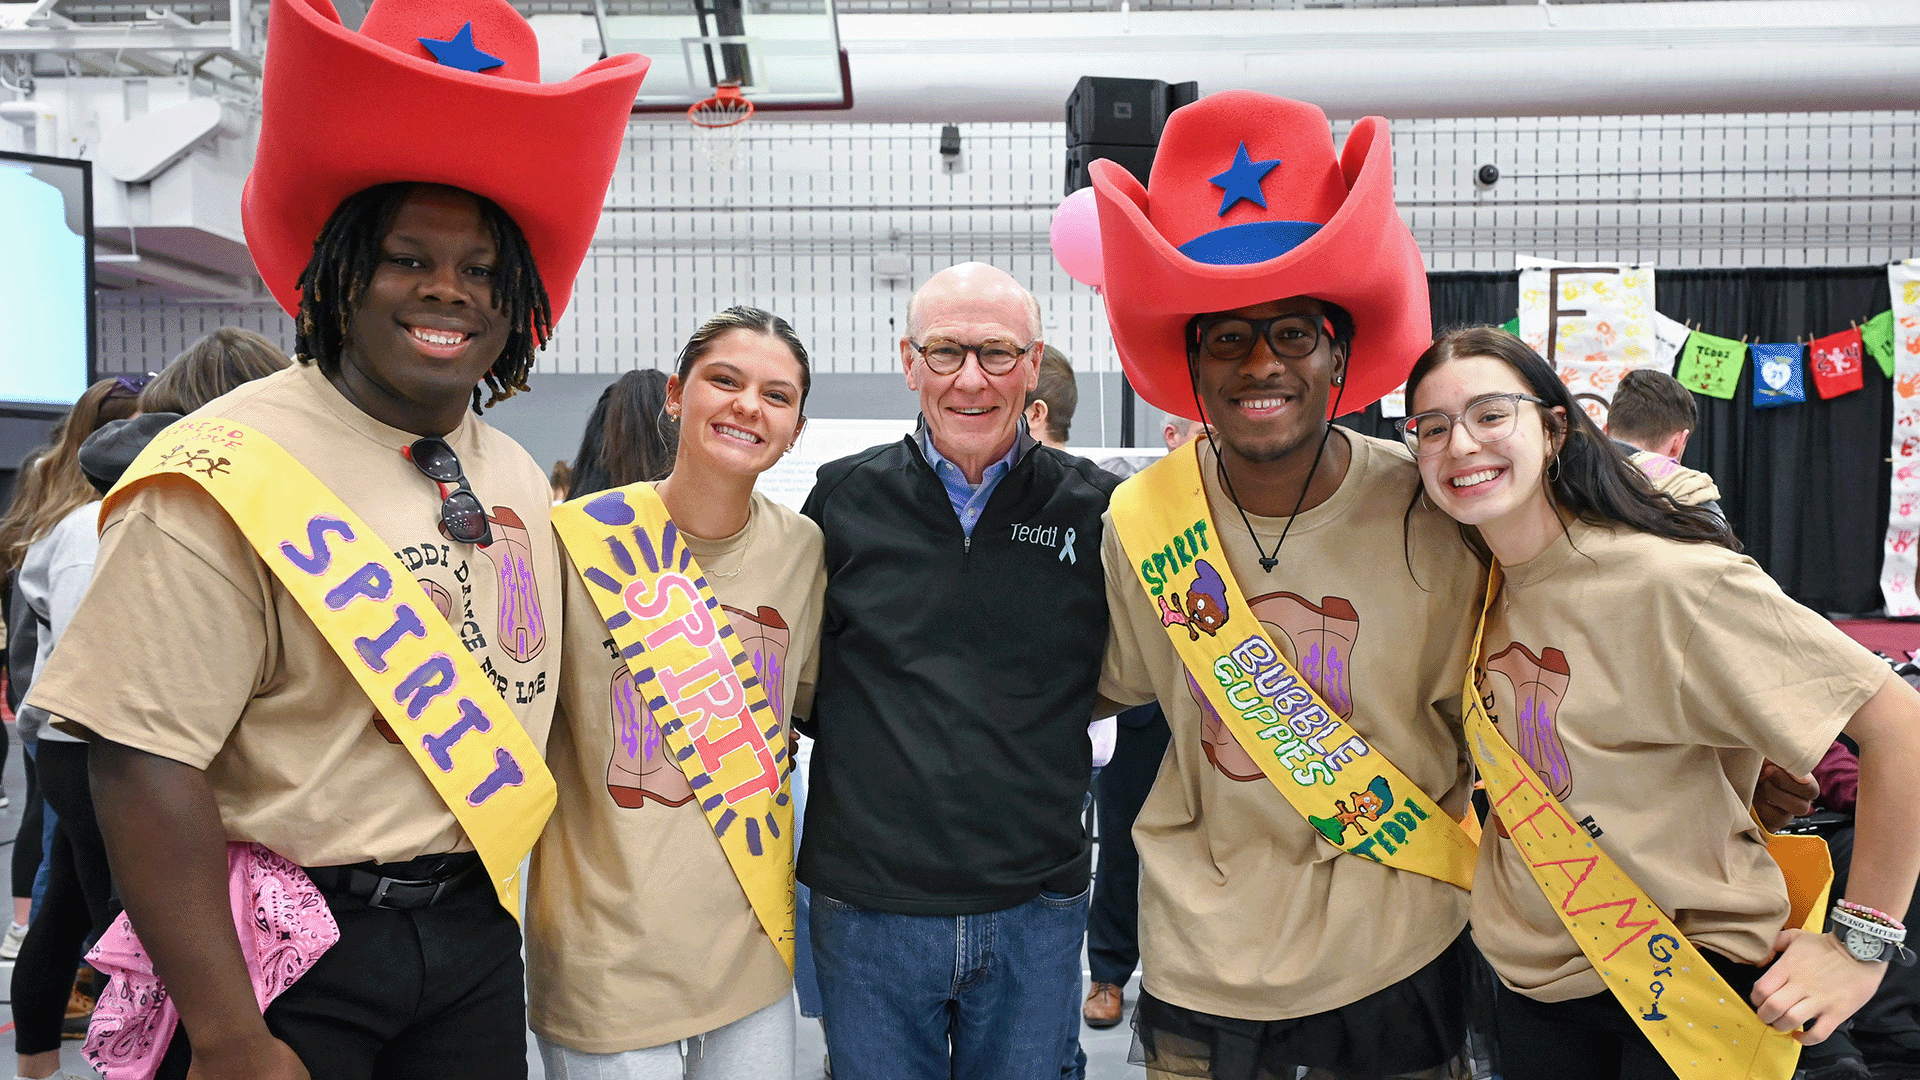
(1751, 342), (1806, 409)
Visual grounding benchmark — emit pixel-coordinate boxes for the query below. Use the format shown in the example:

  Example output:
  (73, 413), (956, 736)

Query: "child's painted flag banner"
(1750, 343), (1806, 409)
(1652, 311), (1690, 372)
(1865, 310), (1897, 379)
(1674, 331), (1745, 400)
(1809, 329), (1865, 400)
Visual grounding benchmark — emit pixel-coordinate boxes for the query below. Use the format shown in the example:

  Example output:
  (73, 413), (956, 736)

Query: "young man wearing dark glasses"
(22, 2), (646, 1077)
(1080, 92), (1496, 1080)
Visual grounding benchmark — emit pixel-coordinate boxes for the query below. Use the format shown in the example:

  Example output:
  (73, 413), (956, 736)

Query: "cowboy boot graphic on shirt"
(723, 605), (792, 726)
(1191, 670), (1264, 782)
(1189, 593), (1362, 783)
(606, 604), (793, 809)
(478, 506), (548, 663)
(607, 667), (695, 809)
(1251, 592), (1360, 719)
(1484, 643), (1575, 800)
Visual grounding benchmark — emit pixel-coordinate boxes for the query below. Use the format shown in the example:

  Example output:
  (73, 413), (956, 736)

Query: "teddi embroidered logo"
(1011, 523), (1079, 564)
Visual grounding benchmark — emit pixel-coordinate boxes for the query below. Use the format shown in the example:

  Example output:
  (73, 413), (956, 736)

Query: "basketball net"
(689, 83), (754, 170)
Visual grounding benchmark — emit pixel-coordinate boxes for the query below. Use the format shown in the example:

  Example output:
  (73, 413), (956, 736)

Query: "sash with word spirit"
(1111, 441), (1477, 890)
(551, 484), (795, 968)
(1466, 567), (1831, 1080)
(105, 418), (556, 916)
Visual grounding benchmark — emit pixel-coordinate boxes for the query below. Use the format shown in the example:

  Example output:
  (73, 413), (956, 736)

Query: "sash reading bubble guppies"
(551, 484), (796, 968)
(1111, 440), (1477, 890)
(1466, 566), (1832, 1080)
(104, 418), (556, 917)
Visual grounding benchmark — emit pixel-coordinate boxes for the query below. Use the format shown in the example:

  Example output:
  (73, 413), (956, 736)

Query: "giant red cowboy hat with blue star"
(242, 0), (650, 319)
(1090, 91), (1430, 421)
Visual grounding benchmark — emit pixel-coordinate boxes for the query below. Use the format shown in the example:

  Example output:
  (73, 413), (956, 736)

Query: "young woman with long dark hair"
(4, 377), (139, 1080)
(565, 368), (678, 497)
(1404, 326), (1920, 1080)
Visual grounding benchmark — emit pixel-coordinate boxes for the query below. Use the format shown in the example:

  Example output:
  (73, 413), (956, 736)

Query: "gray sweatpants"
(537, 994), (796, 1080)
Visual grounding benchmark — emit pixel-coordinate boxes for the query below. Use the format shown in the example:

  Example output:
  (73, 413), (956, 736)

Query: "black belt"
(303, 851), (483, 910)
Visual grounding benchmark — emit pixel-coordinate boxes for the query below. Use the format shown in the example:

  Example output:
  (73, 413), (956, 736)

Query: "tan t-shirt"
(1099, 431), (1484, 1021)
(27, 361), (562, 866)
(528, 489), (824, 1053)
(1471, 519), (1890, 1002)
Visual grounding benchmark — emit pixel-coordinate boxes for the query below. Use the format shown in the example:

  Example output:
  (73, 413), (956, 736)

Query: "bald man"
(799, 264), (1119, 1080)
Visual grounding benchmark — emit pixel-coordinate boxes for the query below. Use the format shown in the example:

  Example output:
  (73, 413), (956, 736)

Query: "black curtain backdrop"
(1336, 266), (1896, 615)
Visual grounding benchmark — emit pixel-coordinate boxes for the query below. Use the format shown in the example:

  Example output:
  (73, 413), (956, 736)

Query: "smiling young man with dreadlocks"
(22, 1), (646, 1077)
(1084, 91), (1490, 1080)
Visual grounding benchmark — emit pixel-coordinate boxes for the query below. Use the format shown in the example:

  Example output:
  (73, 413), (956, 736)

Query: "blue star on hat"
(419, 22), (504, 73)
(1210, 142), (1282, 216)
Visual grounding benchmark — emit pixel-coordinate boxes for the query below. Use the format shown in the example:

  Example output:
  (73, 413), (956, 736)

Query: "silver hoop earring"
(1547, 455), (1562, 482)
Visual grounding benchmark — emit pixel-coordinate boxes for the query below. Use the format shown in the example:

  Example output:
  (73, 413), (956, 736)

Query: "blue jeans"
(811, 885), (1091, 1080)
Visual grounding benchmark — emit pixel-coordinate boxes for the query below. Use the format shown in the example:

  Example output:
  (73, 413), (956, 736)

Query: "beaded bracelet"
(1837, 899), (1906, 932)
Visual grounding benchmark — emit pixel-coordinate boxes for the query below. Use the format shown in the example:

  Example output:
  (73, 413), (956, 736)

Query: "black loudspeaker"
(1064, 77), (1200, 194)
(1067, 77), (1168, 147)
(1064, 143), (1157, 195)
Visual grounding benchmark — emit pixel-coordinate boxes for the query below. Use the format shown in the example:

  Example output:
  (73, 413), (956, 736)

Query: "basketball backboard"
(526, 0), (850, 113)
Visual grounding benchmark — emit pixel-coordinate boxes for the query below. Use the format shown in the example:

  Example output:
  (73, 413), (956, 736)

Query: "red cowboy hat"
(1090, 91), (1429, 420)
(243, 0), (650, 320)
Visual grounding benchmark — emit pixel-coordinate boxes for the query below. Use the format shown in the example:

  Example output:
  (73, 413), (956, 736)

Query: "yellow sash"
(105, 418), (556, 916)
(551, 484), (795, 969)
(1111, 442), (1478, 890)
(1466, 566), (1831, 1080)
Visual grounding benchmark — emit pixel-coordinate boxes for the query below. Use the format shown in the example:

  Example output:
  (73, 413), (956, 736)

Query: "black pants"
(11, 738), (116, 1054)
(1491, 949), (1764, 1080)
(157, 853), (528, 1080)
(1135, 930), (1476, 1080)
(1088, 704), (1171, 987)
(11, 739), (44, 900)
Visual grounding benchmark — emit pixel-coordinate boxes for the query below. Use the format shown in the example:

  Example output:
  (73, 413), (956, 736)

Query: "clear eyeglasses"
(1399, 393), (1545, 458)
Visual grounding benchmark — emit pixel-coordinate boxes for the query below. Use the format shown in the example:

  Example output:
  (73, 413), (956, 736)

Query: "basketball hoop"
(688, 83), (754, 170)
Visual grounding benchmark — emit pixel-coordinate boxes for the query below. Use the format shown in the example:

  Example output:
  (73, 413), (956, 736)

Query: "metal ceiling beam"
(0, 22), (231, 52)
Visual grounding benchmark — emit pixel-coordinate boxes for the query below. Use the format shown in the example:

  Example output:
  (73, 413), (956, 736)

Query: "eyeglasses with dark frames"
(907, 339), (1036, 376)
(1189, 314), (1334, 363)
(406, 437), (494, 546)
(1399, 393), (1547, 458)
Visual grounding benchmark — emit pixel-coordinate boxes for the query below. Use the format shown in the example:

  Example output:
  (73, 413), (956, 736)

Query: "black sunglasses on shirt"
(406, 437), (493, 547)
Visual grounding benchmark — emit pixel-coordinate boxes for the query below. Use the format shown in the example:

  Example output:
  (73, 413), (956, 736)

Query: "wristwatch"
(1832, 903), (1918, 966)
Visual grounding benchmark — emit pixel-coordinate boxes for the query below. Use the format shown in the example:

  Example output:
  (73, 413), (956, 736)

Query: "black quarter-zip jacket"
(797, 428), (1119, 915)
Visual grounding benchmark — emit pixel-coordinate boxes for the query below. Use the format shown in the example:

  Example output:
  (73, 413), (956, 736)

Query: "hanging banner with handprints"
(1516, 258), (1659, 425)
(1879, 261), (1920, 616)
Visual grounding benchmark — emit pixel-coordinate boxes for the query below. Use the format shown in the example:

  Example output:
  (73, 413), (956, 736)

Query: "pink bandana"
(84, 842), (339, 1079)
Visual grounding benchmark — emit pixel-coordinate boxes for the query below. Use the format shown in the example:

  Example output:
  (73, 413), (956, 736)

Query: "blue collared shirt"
(916, 417), (1034, 539)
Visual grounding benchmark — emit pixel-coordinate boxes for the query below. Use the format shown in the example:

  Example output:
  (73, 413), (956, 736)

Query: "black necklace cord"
(1187, 357), (1349, 574)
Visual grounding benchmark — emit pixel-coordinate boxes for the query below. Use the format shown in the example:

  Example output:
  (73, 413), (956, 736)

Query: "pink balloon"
(1050, 187), (1104, 289)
